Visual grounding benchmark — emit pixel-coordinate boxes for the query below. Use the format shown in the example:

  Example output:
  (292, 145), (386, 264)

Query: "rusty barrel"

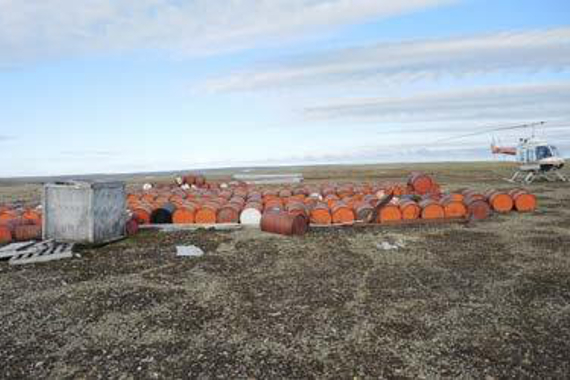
(419, 199), (445, 219)
(13, 225), (42, 241)
(509, 189), (537, 212)
(217, 203), (242, 223)
(353, 201), (374, 222)
(408, 172), (434, 195)
(131, 204), (153, 225)
(464, 197), (491, 220)
(261, 211), (308, 236)
(485, 189), (514, 213)
(126, 218), (139, 236)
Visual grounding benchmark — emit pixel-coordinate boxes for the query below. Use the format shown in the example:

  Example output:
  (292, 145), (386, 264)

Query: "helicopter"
(490, 121), (567, 184)
(435, 121), (567, 184)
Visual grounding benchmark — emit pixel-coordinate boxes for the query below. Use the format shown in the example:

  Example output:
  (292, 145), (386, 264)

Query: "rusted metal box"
(42, 181), (126, 244)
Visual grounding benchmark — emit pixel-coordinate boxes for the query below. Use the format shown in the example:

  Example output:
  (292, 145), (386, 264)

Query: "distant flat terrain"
(1, 161), (569, 378)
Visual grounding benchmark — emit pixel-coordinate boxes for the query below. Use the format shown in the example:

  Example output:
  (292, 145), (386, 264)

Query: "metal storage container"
(42, 181), (126, 244)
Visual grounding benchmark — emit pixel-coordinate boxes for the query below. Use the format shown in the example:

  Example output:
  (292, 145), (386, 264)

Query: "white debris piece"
(376, 240), (405, 251)
(176, 245), (204, 257)
(143, 183), (153, 191)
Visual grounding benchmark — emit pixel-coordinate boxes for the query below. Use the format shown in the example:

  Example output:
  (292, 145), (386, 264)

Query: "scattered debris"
(176, 245), (204, 257)
(0, 240), (74, 265)
(376, 239), (405, 251)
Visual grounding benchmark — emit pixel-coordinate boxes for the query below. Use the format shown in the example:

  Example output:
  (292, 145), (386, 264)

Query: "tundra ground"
(1, 162), (569, 378)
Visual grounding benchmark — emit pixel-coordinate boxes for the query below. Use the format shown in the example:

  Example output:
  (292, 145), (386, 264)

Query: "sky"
(1, 0), (569, 177)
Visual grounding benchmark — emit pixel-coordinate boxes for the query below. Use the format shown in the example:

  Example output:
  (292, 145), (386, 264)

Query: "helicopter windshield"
(536, 145), (553, 160)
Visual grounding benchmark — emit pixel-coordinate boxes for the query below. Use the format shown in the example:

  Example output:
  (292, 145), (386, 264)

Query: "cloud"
(0, 135), (14, 142)
(202, 27), (570, 92)
(304, 82), (570, 122)
(0, 0), (454, 64)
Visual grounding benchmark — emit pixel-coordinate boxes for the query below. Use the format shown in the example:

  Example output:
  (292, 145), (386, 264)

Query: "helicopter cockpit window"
(536, 146), (552, 160)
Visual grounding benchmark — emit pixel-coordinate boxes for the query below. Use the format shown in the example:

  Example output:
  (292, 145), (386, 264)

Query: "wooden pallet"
(0, 240), (74, 265)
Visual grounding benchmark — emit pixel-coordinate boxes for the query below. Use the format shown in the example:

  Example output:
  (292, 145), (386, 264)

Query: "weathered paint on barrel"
(408, 172), (434, 195)
(261, 211), (308, 236)
(13, 225), (42, 241)
(419, 199), (445, 219)
(399, 200), (421, 220)
(509, 189), (537, 212)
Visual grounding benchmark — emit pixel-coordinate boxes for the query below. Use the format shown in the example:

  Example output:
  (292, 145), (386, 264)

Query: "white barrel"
(240, 208), (262, 227)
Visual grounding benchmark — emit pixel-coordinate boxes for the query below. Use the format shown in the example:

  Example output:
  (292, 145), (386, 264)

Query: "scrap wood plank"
(0, 240), (75, 265)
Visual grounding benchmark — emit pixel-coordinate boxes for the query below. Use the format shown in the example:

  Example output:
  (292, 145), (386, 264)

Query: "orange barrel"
(172, 204), (196, 224)
(442, 193), (464, 203)
(0, 225), (12, 244)
(219, 190), (233, 200)
(151, 202), (176, 224)
(399, 200), (421, 220)
(22, 209), (42, 226)
(325, 194), (340, 209)
(485, 189), (514, 213)
(330, 201), (355, 224)
(509, 189), (537, 212)
(286, 202), (308, 219)
(154, 196), (171, 207)
(13, 225), (42, 241)
(195, 175), (207, 187)
(262, 189), (279, 198)
(265, 198), (284, 209)
(234, 187), (249, 199)
(0, 209), (18, 224)
(126, 218), (139, 236)
(279, 189), (292, 198)
(353, 201), (374, 222)
(141, 193), (156, 203)
(131, 204), (153, 225)
(310, 203), (332, 225)
(321, 186), (337, 197)
(217, 203), (242, 223)
(337, 184), (354, 198)
(407, 172), (434, 195)
(441, 198), (467, 218)
(419, 199), (445, 219)
(261, 211), (308, 236)
(183, 175), (196, 185)
(293, 187), (307, 196)
(464, 198), (491, 220)
(462, 189), (485, 201)
(378, 204), (402, 223)
(195, 203), (219, 224)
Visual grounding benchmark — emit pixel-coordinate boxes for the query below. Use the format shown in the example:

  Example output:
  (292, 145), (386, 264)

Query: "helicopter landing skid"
(505, 169), (568, 184)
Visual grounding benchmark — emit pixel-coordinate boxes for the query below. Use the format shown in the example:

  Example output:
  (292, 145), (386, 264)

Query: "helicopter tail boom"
(491, 144), (517, 156)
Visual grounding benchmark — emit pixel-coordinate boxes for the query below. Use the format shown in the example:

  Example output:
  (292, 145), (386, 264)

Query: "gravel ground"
(1, 166), (569, 378)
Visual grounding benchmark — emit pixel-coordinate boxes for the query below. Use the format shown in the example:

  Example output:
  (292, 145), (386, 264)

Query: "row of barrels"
(127, 183), (536, 228)
(0, 207), (43, 244)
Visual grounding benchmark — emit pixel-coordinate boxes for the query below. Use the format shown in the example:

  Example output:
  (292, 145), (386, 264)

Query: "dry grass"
(1, 162), (569, 378)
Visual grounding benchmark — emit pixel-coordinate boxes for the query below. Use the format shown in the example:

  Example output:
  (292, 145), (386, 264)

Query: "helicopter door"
(526, 148), (535, 163)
